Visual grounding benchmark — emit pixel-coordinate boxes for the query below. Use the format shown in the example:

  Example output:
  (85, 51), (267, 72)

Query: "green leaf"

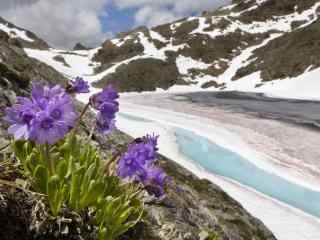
(69, 166), (86, 210)
(33, 165), (48, 193)
(79, 181), (104, 209)
(57, 160), (68, 180)
(98, 227), (107, 240)
(24, 153), (36, 176)
(48, 175), (62, 216)
(12, 140), (26, 162)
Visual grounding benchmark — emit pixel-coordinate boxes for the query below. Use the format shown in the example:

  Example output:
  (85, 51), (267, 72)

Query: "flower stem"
(73, 102), (90, 133)
(45, 144), (55, 176)
(104, 145), (127, 176)
(86, 125), (95, 144)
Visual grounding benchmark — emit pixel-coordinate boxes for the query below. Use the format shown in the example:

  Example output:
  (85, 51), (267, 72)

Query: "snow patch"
(0, 22), (34, 42)
(193, 1), (320, 39)
(149, 30), (168, 43)
(175, 56), (211, 75)
(24, 48), (99, 79)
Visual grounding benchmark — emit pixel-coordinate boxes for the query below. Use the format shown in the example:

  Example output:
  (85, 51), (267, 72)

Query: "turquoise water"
(175, 127), (320, 218)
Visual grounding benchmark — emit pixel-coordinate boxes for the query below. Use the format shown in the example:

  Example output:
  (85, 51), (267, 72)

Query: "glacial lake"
(119, 111), (320, 218)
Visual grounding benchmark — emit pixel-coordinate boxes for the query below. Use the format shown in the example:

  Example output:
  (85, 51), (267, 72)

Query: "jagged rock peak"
(73, 42), (90, 51)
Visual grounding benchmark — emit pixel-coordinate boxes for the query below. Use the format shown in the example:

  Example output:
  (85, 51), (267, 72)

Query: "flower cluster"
(117, 135), (167, 197)
(90, 85), (119, 135)
(5, 83), (77, 145)
(67, 77), (90, 94)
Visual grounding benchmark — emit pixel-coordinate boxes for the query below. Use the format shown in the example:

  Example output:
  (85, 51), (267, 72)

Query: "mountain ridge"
(7, 0), (318, 97)
(1, 0), (320, 96)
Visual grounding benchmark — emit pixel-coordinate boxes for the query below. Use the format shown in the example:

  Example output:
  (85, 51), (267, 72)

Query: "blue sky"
(101, 4), (136, 34)
(0, 0), (230, 48)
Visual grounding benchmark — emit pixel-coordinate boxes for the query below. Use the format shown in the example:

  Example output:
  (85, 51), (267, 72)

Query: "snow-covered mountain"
(3, 0), (320, 99)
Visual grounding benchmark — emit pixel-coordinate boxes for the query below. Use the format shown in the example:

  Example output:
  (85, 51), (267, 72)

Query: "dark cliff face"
(90, 0), (320, 92)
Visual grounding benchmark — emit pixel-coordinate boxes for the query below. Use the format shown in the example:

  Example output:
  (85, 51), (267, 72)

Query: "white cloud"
(0, 0), (231, 48)
(134, 6), (178, 27)
(113, 0), (231, 26)
(0, 0), (110, 49)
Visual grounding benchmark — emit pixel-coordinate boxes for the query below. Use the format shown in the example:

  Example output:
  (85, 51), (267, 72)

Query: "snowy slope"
(22, 0), (320, 100)
(0, 21), (34, 42)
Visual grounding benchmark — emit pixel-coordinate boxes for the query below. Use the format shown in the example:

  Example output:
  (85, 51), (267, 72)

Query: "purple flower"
(99, 102), (119, 119)
(144, 168), (167, 198)
(47, 94), (77, 127)
(143, 134), (159, 162)
(117, 144), (147, 181)
(144, 168), (166, 186)
(31, 83), (65, 110)
(4, 83), (77, 144)
(29, 111), (70, 145)
(90, 85), (119, 110)
(67, 77), (90, 94)
(90, 85), (119, 135)
(4, 98), (37, 140)
(96, 113), (115, 135)
(117, 134), (167, 197)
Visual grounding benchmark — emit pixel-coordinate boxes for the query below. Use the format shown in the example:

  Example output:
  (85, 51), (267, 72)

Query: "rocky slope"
(0, 15), (277, 239)
(0, 17), (49, 50)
